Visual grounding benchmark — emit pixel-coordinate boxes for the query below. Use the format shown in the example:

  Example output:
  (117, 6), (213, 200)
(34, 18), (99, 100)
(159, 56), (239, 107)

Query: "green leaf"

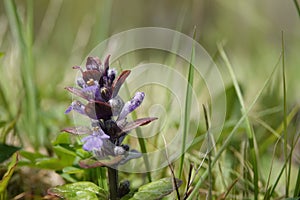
(76, 148), (91, 159)
(19, 145), (77, 170)
(53, 145), (77, 159)
(60, 173), (79, 183)
(34, 145), (76, 170)
(120, 191), (135, 200)
(0, 52), (4, 58)
(36, 158), (70, 170)
(129, 177), (182, 200)
(0, 153), (18, 192)
(19, 150), (46, 162)
(48, 181), (108, 200)
(52, 132), (72, 145)
(62, 166), (84, 174)
(0, 143), (21, 163)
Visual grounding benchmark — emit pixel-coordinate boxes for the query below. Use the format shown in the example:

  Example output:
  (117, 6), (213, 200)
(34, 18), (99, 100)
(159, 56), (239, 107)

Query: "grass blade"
(259, 105), (299, 154)
(3, 0), (25, 49)
(269, 133), (300, 197)
(4, 0), (41, 149)
(263, 138), (280, 200)
(162, 135), (181, 200)
(0, 153), (18, 198)
(294, 164), (300, 197)
(0, 82), (12, 119)
(35, 0), (63, 46)
(178, 27), (196, 179)
(218, 44), (259, 200)
(281, 31), (291, 197)
(187, 48), (281, 200)
(203, 105), (212, 200)
(293, 0), (300, 18)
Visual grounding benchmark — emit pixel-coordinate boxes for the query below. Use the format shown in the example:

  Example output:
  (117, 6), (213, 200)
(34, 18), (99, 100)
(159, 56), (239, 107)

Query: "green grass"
(187, 45), (282, 199)
(178, 27), (196, 179)
(4, 0), (42, 150)
(0, 1), (300, 199)
(218, 44), (260, 199)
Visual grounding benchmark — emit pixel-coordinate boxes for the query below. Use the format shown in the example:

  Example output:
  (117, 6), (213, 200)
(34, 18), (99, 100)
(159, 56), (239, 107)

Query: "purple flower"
(118, 92), (145, 120)
(76, 77), (88, 88)
(64, 55), (158, 166)
(66, 56), (130, 104)
(81, 83), (103, 101)
(65, 100), (85, 115)
(81, 126), (110, 151)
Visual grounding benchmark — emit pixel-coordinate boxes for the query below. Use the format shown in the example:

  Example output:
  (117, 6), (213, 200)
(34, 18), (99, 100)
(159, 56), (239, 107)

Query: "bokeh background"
(0, 0), (299, 147)
(0, 0), (299, 198)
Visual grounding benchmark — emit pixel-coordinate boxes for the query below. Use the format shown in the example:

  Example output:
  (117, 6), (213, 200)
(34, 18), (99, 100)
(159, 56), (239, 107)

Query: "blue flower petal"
(82, 135), (104, 151)
(65, 100), (85, 115)
(81, 127), (110, 152)
(118, 92), (145, 120)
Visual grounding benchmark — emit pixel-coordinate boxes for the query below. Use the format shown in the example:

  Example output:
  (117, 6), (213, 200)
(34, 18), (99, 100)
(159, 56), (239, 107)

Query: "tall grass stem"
(187, 49), (281, 200)
(281, 31), (291, 197)
(178, 27), (196, 179)
(218, 44), (259, 200)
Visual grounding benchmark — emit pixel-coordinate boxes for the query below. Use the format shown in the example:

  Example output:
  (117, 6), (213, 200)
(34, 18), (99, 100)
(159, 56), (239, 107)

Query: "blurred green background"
(0, 0), (299, 148)
(0, 0), (300, 198)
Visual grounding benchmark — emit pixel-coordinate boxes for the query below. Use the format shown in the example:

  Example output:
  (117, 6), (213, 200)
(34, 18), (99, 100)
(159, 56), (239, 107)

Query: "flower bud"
(118, 92), (145, 120)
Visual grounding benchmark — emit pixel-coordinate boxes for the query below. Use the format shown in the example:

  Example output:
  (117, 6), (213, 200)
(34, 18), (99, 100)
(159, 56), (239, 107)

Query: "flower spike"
(64, 55), (157, 165)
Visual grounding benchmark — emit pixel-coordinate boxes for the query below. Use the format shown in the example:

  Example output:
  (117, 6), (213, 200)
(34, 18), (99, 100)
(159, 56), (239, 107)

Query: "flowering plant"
(62, 55), (157, 199)
(63, 56), (156, 164)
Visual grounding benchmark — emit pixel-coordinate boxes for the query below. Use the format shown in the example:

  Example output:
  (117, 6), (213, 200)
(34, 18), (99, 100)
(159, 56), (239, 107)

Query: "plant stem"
(108, 167), (119, 200)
